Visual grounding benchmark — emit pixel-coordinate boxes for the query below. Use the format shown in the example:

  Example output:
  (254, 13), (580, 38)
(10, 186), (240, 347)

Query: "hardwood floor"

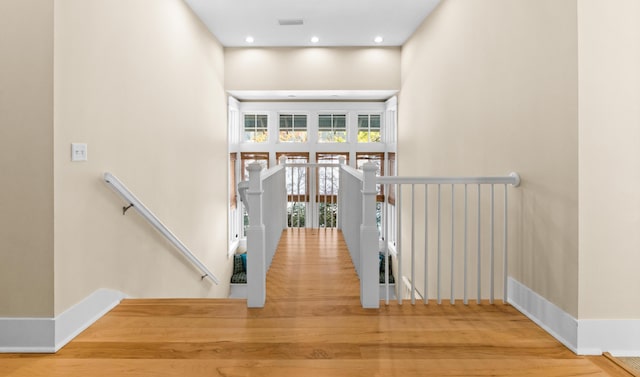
(0, 229), (631, 376)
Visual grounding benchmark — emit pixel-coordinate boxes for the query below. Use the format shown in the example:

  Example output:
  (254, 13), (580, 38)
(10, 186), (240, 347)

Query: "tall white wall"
(578, 0), (640, 319)
(225, 47), (400, 91)
(0, 0), (54, 317)
(53, 0), (230, 315)
(399, 0), (579, 315)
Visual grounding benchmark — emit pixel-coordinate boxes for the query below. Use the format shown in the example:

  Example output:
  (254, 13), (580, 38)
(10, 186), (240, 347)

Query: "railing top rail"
(339, 164), (364, 181)
(259, 163), (285, 181)
(281, 162), (342, 168)
(377, 172), (520, 187)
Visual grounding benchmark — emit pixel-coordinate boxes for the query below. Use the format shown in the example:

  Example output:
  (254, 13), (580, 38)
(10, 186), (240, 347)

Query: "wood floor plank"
(0, 229), (631, 376)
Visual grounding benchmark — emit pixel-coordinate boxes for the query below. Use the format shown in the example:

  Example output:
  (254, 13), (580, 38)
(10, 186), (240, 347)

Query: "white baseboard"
(0, 318), (55, 353)
(228, 283), (247, 299)
(507, 277), (578, 352)
(0, 289), (126, 353)
(54, 289), (127, 351)
(578, 320), (640, 356)
(508, 277), (640, 356)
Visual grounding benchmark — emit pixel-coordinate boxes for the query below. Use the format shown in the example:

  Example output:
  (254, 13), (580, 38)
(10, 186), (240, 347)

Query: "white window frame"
(356, 113), (383, 143)
(242, 112), (269, 144)
(278, 113), (309, 143)
(317, 113), (348, 144)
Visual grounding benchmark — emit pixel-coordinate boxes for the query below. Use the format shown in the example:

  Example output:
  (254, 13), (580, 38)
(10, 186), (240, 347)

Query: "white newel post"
(337, 156), (346, 230)
(246, 162), (266, 308)
(360, 163), (379, 308)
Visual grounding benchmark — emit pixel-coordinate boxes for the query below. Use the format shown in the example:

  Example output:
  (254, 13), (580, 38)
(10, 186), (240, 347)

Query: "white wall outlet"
(71, 143), (88, 161)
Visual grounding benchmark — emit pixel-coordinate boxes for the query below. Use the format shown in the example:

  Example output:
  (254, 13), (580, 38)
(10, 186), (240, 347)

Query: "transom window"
(318, 114), (347, 143)
(357, 114), (381, 143)
(243, 114), (268, 143)
(279, 114), (308, 142)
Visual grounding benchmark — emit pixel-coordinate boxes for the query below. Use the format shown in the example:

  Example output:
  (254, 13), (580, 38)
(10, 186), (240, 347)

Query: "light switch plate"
(71, 143), (88, 161)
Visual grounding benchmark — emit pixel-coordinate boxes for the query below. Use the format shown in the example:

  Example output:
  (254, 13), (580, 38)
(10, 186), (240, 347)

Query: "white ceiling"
(184, 0), (441, 47)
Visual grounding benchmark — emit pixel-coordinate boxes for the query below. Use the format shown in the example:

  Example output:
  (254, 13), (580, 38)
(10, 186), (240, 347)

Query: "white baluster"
(411, 184), (416, 305)
(397, 184), (403, 305)
(450, 184), (455, 305)
(424, 184), (429, 305)
(490, 184), (495, 304)
(437, 184), (441, 304)
(464, 184), (468, 305)
(477, 184), (481, 304)
(503, 184), (508, 304)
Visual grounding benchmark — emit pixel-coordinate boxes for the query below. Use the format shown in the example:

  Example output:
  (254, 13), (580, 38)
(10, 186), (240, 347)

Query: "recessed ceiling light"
(374, 36), (384, 44)
(245, 36), (254, 43)
(310, 36), (319, 43)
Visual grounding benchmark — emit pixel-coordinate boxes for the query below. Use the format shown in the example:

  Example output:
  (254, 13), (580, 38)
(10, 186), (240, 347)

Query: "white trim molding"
(507, 277), (578, 352)
(0, 289), (126, 353)
(508, 277), (640, 356)
(578, 320), (640, 357)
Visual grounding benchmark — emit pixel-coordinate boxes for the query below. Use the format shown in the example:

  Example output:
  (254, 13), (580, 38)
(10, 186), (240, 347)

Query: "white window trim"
(356, 112), (384, 144)
(317, 112), (349, 144)
(241, 112), (270, 144)
(277, 112), (310, 144)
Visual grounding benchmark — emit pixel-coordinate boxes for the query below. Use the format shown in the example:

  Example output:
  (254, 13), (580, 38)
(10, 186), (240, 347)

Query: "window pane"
(256, 115), (268, 130)
(276, 152), (309, 196)
(316, 153), (347, 196)
(243, 114), (268, 143)
(318, 114), (346, 143)
(370, 115), (380, 130)
(279, 114), (307, 142)
(294, 115), (307, 130)
(280, 115), (292, 130)
(357, 114), (381, 143)
(318, 115), (332, 131)
(244, 115), (254, 130)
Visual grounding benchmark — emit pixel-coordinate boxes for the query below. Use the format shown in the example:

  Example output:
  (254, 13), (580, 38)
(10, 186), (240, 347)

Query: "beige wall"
(578, 0), (640, 319)
(0, 0), (55, 317)
(225, 47), (401, 91)
(399, 0), (579, 315)
(54, 0), (230, 315)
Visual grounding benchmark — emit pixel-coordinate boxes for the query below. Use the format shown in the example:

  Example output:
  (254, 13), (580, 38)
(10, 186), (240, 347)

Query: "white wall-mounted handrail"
(103, 172), (219, 284)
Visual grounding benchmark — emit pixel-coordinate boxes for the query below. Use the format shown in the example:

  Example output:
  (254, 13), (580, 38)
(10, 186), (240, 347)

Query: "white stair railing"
(281, 161), (342, 229)
(242, 161), (287, 308)
(370, 173), (521, 308)
(103, 172), (219, 284)
(338, 162), (380, 308)
(338, 162), (363, 274)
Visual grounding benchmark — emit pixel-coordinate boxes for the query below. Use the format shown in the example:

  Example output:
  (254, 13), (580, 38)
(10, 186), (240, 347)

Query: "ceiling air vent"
(278, 19), (304, 26)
